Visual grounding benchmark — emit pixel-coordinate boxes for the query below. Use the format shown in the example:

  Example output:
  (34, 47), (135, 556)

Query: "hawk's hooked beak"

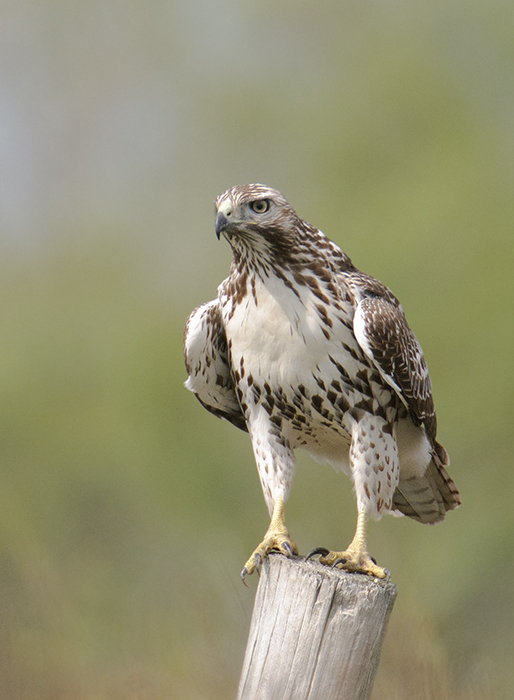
(215, 212), (230, 240)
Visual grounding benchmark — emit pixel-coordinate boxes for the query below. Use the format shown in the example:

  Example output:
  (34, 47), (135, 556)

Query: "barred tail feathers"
(392, 453), (461, 524)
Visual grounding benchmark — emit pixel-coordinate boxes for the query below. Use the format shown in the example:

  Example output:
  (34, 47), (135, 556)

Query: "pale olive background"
(0, 1), (512, 698)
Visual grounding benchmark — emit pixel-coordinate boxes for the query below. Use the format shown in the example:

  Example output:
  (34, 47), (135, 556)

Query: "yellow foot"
(306, 546), (389, 579)
(241, 497), (297, 584)
(241, 530), (298, 582)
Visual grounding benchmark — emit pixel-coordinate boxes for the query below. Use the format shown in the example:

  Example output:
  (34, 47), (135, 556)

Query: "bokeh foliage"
(0, 0), (512, 698)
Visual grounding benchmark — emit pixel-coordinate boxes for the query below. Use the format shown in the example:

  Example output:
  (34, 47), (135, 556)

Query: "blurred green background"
(1, 1), (512, 698)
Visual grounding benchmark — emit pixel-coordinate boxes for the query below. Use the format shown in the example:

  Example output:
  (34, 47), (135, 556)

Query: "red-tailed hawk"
(184, 184), (460, 580)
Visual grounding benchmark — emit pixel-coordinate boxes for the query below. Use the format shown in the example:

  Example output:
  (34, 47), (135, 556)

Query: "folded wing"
(184, 299), (247, 432)
(352, 278), (460, 522)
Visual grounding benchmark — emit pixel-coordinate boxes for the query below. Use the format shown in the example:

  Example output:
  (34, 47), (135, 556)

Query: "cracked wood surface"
(237, 553), (397, 700)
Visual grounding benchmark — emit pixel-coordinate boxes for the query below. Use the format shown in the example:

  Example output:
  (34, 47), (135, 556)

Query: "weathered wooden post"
(237, 553), (397, 700)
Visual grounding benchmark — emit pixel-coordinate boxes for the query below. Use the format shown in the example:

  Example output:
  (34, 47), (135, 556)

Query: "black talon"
(254, 553), (262, 576)
(281, 541), (293, 557)
(383, 569), (391, 583)
(240, 567), (249, 587)
(305, 547), (330, 562)
(370, 556), (377, 565)
(333, 557), (347, 568)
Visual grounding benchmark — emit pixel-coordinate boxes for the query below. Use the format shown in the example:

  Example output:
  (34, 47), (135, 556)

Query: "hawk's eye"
(250, 199), (270, 214)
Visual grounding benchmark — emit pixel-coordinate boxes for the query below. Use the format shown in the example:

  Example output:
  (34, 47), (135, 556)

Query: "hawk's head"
(214, 184), (302, 259)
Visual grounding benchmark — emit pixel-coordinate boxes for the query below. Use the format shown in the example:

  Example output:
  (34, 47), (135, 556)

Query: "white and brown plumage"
(184, 184), (460, 580)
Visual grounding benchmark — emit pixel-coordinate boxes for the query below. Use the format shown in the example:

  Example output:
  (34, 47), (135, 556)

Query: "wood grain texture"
(237, 553), (397, 700)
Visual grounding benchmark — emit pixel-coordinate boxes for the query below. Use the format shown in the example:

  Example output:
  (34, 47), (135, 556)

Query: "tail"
(392, 443), (461, 524)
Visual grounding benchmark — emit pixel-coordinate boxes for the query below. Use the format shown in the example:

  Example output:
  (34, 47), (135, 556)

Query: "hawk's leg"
(309, 415), (397, 578)
(241, 496), (298, 582)
(309, 512), (388, 579)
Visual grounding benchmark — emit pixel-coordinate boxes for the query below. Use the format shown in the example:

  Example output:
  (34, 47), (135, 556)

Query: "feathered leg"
(241, 411), (298, 582)
(308, 415), (398, 579)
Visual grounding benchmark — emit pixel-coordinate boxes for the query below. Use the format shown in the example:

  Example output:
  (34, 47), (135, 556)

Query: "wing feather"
(352, 278), (436, 441)
(184, 299), (247, 432)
